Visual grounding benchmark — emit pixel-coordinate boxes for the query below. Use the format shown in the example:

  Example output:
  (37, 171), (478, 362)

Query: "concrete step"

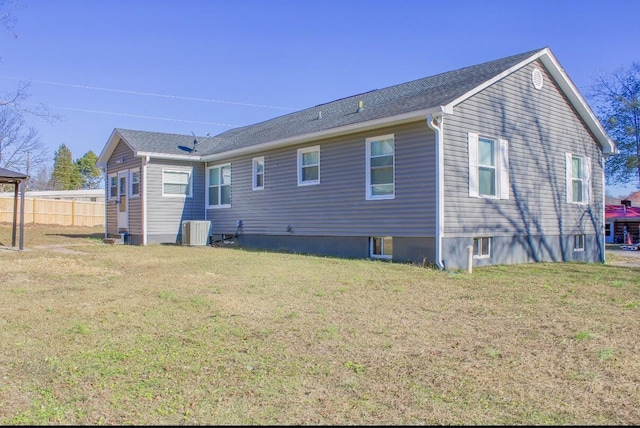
(102, 237), (124, 245)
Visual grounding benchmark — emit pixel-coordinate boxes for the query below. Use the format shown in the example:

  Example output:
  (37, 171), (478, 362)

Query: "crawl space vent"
(532, 67), (544, 90)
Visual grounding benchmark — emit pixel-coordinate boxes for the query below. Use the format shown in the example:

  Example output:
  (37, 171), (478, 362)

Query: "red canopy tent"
(0, 167), (29, 250)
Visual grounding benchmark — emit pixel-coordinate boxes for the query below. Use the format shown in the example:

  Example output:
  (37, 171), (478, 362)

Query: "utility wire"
(21, 102), (241, 127)
(0, 75), (299, 110)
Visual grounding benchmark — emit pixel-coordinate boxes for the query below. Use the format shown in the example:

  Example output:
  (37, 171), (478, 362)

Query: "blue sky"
(1, 0), (639, 196)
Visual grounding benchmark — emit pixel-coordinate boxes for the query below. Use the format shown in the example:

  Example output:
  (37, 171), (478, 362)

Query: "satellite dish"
(191, 132), (199, 152)
(189, 131), (213, 153)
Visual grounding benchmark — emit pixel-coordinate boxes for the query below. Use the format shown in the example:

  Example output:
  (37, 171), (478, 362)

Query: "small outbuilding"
(0, 167), (29, 250)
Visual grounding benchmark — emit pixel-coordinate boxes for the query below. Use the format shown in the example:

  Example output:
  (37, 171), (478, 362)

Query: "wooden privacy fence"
(0, 196), (105, 227)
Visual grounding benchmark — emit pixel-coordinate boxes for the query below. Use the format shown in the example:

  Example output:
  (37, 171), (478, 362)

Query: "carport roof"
(0, 167), (28, 184)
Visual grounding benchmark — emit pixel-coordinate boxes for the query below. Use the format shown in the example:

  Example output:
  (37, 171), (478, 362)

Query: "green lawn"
(1, 225), (639, 425)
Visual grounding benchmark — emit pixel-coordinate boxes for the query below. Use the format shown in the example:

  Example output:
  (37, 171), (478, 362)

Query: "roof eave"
(443, 48), (617, 154)
(201, 106), (450, 162)
(96, 129), (136, 168)
(135, 152), (203, 161)
(539, 51), (617, 154)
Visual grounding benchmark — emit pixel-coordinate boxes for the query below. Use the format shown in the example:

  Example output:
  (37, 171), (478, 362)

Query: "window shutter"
(565, 153), (572, 203)
(499, 139), (509, 200)
(468, 133), (479, 197)
(584, 156), (591, 203)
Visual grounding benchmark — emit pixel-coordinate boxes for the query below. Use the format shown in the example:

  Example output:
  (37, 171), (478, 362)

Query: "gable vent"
(532, 67), (544, 90)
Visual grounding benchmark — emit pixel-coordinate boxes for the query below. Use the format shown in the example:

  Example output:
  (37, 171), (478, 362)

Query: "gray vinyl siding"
(146, 159), (206, 244)
(441, 61), (605, 267)
(205, 122), (437, 240)
(105, 140), (141, 238)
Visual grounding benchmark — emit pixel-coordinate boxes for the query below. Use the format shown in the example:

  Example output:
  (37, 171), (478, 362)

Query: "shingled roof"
(0, 167), (29, 184)
(98, 47), (615, 166)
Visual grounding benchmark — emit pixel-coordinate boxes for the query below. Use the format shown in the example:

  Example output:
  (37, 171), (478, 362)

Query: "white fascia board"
(201, 106), (449, 162)
(444, 48), (616, 154)
(538, 52), (617, 154)
(97, 129), (127, 167)
(135, 151), (202, 161)
(97, 129), (142, 167)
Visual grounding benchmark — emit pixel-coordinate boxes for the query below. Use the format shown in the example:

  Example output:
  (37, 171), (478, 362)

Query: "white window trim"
(130, 168), (140, 198)
(297, 146), (320, 186)
(468, 133), (509, 200)
(566, 153), (591, 204)
(370, 236), (393, 260)
(473, 237), (492, 259)
(108, 173), (118, 200)
(162, 169), (192, 198)
(252, 156), (265, 190)
(207, 163), (232, 209)
(574, 234), (585, 252)
(366, 134), (395, 200)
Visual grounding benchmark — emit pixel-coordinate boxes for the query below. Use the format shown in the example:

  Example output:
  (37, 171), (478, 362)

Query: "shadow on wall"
(449, 86), (604, 263)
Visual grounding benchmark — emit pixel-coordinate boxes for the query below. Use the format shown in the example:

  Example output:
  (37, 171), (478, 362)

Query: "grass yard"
(0, 224), (639, 425)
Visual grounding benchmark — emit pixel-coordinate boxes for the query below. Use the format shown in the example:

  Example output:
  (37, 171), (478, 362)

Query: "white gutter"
(202, 107), (451, 162)
(135, 151), (201, 161)
(427, 113), (446, 270)
(601, 154), (606, 263)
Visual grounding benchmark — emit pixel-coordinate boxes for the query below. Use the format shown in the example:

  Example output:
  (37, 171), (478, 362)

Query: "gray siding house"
(96, 47), (616, 269)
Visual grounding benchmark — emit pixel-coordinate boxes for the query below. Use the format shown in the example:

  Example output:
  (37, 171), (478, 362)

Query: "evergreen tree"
(49, 144), (82, 190)
(75, 150), (102, 189)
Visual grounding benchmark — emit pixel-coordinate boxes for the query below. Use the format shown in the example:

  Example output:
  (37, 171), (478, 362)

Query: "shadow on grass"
(45, 233), (105, 240)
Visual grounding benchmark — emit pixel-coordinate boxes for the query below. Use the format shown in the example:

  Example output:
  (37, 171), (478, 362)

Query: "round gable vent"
(532, 67), (544, 90)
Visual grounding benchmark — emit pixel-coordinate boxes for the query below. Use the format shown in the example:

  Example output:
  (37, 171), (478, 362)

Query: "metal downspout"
(427, 114), (445, 269)
(142, 156), (149, 245)
(102, 167), (108, 239)
(601, 154), (606, 263)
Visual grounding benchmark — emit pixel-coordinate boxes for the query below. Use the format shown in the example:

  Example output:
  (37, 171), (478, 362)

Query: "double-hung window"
(297, 146), (320, 186)
(253, 157), (265, 190)
(162, 169), (192, 197)
(566, 153), (591, 204)
(108, 174), (117, 200)
(130, 169), (140, 197)
(208, 163), (231, 208)
(366, 134), (395, 200)
(468, 133), (509, 199)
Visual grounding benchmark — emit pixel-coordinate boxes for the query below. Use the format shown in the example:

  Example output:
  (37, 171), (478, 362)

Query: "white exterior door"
(117, 170), (128, 231)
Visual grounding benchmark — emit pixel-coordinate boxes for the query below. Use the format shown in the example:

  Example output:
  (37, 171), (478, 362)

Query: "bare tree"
(0, 109), (48, 173)
(0, 0), (59, 182)
(589, 62), (640, 190)
(0, 0), (19, 37)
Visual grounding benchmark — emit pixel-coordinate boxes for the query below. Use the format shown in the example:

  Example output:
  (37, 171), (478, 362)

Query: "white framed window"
(108, 174), (117, 200)
(370, 236), (393, 259)
(253, 156), (265, 190)
(297, 146), (320, 186)
(162, 169), (192, 197)
(130, 168), (140, 197)
(473, 237), (492, 259)
(366, 134), (395, 200)
(468, 133), (509, 199)
(574, 234), (585, 251)
(566, 153), (591, 204)
(207, 163), (231, 208)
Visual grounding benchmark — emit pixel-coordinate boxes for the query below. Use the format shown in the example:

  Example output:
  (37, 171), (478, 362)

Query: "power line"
(22, 102), (241, 127)
(0, 75), (299, 111)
